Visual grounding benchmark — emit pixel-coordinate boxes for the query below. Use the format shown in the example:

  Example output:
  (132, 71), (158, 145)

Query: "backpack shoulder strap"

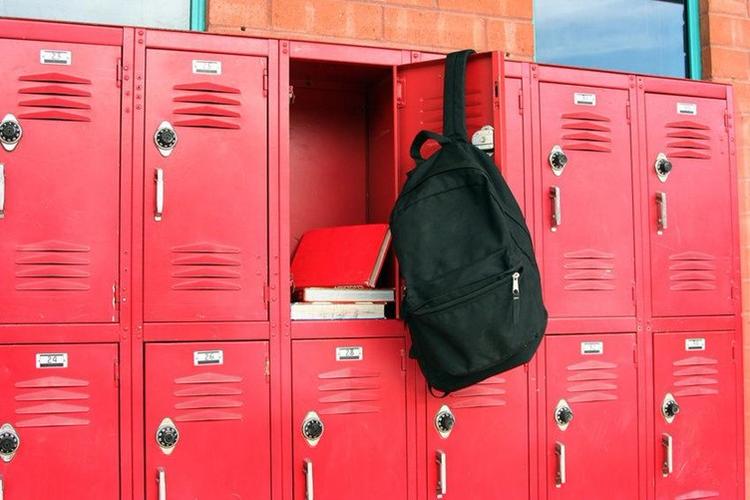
(442, 49), (476, 141)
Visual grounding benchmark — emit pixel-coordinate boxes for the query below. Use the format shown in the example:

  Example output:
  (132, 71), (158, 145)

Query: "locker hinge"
(264, 355), (270, 382)
(732, 340), (736, 362)
(112, 283), (119, 317)
(263, 283), (271, 308)
(114, 359), (120, 387)
(400, 349), (407, 372)
(493, 80), (500, 108)
(262, 67), (268, 97)
(633, 345), (638, 365)
(517, 88), (523, 114)
(289, 85), (296, 104)
(396, 78), (405, 109)
(625, 101), (631, 123)
(631, 282), (636, 305)
(724, 109), (730, 130)
(116, 58), (122, 88)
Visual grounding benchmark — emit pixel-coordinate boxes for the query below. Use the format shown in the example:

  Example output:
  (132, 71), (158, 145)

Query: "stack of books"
(290, 224), (394, 320)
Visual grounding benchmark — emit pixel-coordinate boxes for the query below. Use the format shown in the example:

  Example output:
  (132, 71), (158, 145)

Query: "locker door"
(292, 338), (407, 500)
(644, 94), (733, 317)
(545, 334), (638, 499)
(398, 52), (503, 183)
(0, 344), (119, 499)
(426, 367), (529, 499)
(143, 50), (268, 322)
(0, 39), (120, 323)
(654, 332), (737, 498)
(145, 341), (271, 500)
(538, 82), (635, 318)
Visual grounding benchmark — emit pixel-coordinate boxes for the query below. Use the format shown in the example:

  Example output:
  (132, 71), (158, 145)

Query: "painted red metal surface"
(0, 343), (119, 499)
(291, 337), (408, 500)
(425, 366), (530, 499)
(653, 331), (738, 498)
(142, 48), (269, 322)
(144, 341), (271, 499)
(544, 334), (639, 499)
(0, 37), (121, 324)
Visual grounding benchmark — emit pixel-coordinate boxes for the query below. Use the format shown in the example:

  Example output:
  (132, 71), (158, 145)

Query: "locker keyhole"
(157, 425), (179, 448)
(0, 121), (21, 144)
(656, 158), (672, 177)
(436, 412), (455, 433)
(548, 145), (568, 176)
(555, 405), (574, 427)
(663, 400), (680, 418)
(0, 424), (19, 462)
(155, 128), (177, 150)
(303, 418), (324, 441)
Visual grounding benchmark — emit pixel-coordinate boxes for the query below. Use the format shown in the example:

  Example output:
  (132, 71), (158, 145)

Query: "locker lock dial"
(302, 411), (324, 447)
(548, 145), (568, 176)
(0, 114), (22, 151)
(156, 418), (179, 455)
(154, 121), (177, 157)
(554, 400), (573, 430)
(435, 405), (456, 439)
(662, 393), (680, 424)
(0, 423), (19, 463)
(654, 153), (672, 182)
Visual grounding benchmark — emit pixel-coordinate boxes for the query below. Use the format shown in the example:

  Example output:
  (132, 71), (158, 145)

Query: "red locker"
(143, 49), (268, 322)
(504, 62), (528, 214)
(144, 341), (271, 499)
(292, 338), (408, 500)
(425, 367), (530, 499)
(653, 331), (738, 498)
(0, 343), (119, 499)
(535, 70), (636, 319)
(0, 37), (121, 324)
(642, 91), (734, 317)
(545, 334), (639, 499)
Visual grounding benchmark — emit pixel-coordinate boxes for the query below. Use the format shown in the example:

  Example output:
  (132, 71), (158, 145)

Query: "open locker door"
(397, 51), (507, 191)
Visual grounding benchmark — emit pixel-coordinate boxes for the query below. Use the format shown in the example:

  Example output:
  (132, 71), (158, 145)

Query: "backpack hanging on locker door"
(390, 50), (547, 394)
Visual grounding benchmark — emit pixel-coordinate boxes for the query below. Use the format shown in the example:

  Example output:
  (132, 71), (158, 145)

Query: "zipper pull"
(512, 272), (520, 299)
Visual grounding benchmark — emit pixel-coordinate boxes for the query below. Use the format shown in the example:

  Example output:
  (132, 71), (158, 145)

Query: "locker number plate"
(580, 341), (604, 355)
(194, 350), (224, 366)
(192, 60), (222, 75)
(40, 50), (71, 65)
(677, 103), (698, 115)
(685, 338), (706, 351)
(336, 346), (363, 361)
(574, 93), (596, 106)
(36, 352), (68, 368)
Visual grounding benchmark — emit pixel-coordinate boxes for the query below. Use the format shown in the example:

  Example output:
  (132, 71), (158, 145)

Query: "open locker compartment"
(288, 58), (401, 327)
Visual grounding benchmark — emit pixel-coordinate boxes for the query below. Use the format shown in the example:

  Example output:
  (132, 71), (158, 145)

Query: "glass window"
(0, 0), (190, 30)
(534, 0), (688, 77)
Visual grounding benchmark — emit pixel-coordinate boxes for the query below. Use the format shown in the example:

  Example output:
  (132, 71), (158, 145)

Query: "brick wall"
(206, 0), (534, 59)
(700, 0), (750, 484)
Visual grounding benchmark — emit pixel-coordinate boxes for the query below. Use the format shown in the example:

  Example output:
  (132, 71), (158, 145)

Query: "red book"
(291, 224), (391, 289)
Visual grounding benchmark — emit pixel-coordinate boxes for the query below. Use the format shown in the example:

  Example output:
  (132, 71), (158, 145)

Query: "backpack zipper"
(512, 271), (521, 324)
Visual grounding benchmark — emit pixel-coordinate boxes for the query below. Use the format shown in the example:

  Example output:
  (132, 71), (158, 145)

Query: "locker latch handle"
(304, 459), (314, 500)
(0, 163), (5, 219)
(555, 441), (566, 487)
(157, 467), (166, 500)
(0, 474), (4, 500)
(155, 168), (164, 221)
(436, 450), (447, 498)
(662, 433), (673, 477)
(550, 186), (561, 231)
(656, 192), (667, 234)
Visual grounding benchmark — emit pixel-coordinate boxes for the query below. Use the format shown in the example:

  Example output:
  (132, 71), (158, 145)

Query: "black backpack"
(390, 50), (547, 394)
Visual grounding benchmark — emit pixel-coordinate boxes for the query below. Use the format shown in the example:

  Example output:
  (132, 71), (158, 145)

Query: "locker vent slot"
(414, 88), (486, 149)
(14, 375), (91, 428)
(560, 112), (612, 153)
(672, 356), (719, 397)
(317, 367), (381, 415)
(17, 72), (92, 122)
(672, 490), (719, 499)
(563, 249), (616, 291)
(565, 359), (619, 403)
(172, 81), (242, 129)
(665, 120), (712, 160)
(15, 241), (91, 291)
(446, 374), (508, 409)
(173, 372), (244, 422)
(668, 252), (717, 291)
(171, 243), (242, 291)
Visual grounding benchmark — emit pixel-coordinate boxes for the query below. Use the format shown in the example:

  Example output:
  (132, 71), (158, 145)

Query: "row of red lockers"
(0, 17), (742, 500)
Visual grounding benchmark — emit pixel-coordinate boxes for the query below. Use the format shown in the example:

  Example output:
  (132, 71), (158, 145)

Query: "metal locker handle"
(550, 186), (561, 231)
(155, 168), (164, 221)
(0, 474), (4, 500)
(555, 442), (566, 487)
(656, 192), (667, 233)
(436, 450), (447, 498)
(157, 468), (166, 500)
(304, 459), (314, 500)
(0, 163), (5, 219)
(662, 433), (673, 477)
